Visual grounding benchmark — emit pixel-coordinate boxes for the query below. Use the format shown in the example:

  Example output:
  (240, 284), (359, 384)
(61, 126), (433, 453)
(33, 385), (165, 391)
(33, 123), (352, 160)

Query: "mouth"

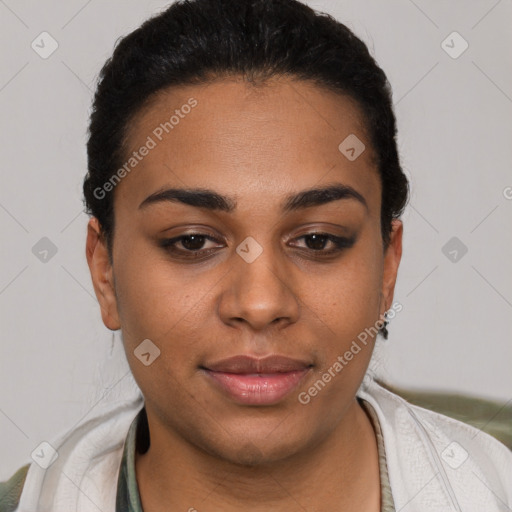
(200, 355), (313, 406)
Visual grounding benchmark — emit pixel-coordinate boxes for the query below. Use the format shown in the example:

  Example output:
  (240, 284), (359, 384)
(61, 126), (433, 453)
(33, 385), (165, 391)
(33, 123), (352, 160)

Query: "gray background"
(1, 0), (511, 479)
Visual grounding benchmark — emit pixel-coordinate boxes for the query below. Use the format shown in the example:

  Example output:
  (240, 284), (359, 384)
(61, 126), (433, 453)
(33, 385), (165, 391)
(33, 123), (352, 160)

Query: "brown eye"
(180, 234), (207, 250)
(291, 233), (356, 254)
(304, 233), (330, 250)
(159, 233), (224, 259)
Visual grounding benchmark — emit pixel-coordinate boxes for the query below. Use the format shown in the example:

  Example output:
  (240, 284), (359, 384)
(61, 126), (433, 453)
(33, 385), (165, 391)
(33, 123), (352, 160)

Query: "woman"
(2, 0), (510, 510)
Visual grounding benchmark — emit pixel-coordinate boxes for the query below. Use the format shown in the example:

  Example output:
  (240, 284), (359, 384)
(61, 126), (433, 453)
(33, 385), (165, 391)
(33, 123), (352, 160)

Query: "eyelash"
(159, 232), (356, 260)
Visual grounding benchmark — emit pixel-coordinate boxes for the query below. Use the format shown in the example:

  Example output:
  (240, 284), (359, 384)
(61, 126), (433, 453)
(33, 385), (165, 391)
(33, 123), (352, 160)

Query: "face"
(86, 76), (402, 465)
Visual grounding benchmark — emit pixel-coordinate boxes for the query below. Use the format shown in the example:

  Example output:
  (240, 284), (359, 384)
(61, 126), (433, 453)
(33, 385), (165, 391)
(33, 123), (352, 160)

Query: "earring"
(379, 311), (389, 340)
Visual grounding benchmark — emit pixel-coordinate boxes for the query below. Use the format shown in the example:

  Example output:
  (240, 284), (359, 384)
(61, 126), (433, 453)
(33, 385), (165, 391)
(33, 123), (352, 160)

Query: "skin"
(86, 76), (402, 511)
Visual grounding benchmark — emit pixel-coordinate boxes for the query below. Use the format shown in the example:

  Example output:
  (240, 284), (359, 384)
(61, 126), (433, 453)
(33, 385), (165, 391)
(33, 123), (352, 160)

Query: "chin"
(204, 430), (307, 468)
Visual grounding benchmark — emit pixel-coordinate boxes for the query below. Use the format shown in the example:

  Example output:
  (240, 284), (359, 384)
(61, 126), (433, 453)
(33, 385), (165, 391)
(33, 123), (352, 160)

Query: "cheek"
(112, 240), (223, 370)
(116, 273), (195, 340)
(112, 241), (190, 340)
(307, 248), (383, 333)
(300, 253), (383, 407)
(112, 253), (207, 402)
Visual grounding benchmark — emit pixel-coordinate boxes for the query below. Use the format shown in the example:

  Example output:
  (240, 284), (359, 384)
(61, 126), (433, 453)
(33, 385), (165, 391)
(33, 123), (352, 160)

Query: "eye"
(290, 233), (356, 255)
(160, 233), (224, 259)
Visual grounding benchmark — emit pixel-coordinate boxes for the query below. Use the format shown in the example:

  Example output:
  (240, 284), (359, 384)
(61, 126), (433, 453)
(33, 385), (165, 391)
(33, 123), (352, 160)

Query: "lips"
(203, 354), (312, 374)
(201, 355), (312, 405)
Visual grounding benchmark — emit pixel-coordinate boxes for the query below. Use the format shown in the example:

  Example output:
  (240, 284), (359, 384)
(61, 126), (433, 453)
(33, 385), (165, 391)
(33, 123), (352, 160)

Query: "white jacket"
(14, 376), (512, 511)
(358, 379), (512, 511)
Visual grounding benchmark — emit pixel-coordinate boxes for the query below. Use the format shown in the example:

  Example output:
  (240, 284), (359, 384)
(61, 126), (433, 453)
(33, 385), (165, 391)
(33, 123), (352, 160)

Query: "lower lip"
(203, 369), (310, 405)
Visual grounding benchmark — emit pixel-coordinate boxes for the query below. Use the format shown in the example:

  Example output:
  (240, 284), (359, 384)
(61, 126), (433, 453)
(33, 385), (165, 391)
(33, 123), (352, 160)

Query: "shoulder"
(0, 464), (30, 512)
(358, 378), (512, 509)
(377, 381), (510, 453)
(363, 379), (512, 461)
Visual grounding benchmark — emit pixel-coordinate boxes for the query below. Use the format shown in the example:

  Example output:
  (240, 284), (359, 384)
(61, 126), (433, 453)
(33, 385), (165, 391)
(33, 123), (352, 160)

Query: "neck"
(135, 398), (380, 511)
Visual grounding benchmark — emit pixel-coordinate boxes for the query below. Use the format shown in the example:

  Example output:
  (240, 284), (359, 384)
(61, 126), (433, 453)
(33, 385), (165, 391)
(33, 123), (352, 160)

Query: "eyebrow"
(138, 183), (368, 213)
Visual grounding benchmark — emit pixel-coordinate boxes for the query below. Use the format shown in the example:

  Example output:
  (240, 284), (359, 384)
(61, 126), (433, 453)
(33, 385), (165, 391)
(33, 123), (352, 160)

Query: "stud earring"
(379, 311), (389, 340)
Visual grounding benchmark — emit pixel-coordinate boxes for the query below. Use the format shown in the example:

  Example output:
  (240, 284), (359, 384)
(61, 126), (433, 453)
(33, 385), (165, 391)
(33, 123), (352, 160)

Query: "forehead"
(115, 76), (380, 215)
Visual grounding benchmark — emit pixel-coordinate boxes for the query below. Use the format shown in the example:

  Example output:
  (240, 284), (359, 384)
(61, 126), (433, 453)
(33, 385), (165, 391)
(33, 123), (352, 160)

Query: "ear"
(380, 219), (403, 314)
(85, 217), (121, 330)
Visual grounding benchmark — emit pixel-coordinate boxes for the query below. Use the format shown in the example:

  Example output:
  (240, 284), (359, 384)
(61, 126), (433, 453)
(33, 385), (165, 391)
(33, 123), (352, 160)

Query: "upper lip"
(202, 355), (312, 374)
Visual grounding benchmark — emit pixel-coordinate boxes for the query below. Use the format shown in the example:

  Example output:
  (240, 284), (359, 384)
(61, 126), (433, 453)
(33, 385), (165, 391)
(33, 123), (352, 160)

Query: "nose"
(217, 240), (300, 331)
